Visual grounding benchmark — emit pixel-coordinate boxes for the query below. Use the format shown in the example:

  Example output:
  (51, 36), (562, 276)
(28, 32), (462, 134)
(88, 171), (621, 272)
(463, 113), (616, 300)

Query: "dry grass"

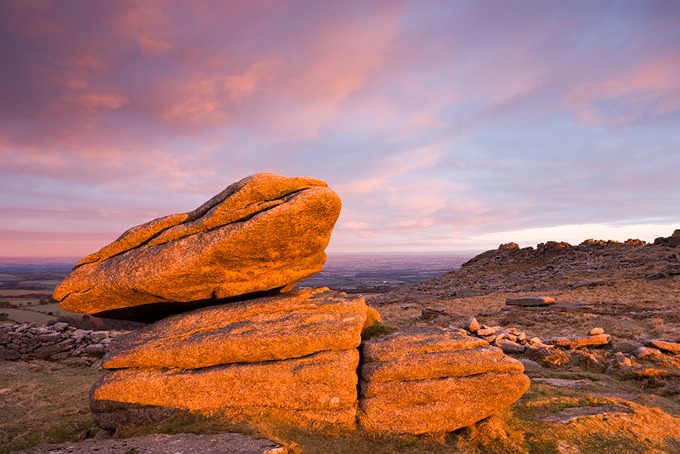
(0, 309), (57, 325)
(0, 361), (103, 453)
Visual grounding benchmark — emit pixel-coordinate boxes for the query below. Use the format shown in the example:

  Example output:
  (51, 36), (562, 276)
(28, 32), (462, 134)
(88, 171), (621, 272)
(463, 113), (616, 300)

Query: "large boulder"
(52, 173), (341, 322)
(91, 289), (374, 431)
(358, 327), (530, 434)
(102, 288), (369, 369)
(91, 349), (360, 431)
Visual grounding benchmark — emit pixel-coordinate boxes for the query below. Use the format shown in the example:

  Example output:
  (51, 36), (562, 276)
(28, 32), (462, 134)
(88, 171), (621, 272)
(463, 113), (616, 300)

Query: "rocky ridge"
(374, 230), (680, 302)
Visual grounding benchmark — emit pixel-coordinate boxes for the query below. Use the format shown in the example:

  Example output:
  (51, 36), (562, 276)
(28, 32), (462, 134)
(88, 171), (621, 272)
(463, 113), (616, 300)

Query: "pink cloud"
(564, 55), (680, 125)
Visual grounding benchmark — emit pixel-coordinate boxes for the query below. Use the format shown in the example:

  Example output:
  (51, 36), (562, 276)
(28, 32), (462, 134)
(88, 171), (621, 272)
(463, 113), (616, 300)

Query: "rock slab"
(53, 173), (341, 322)
(506, 296), (555, 307)
(91, 289), (371, 431)
(358, 327), (530, 434)
(102, 288), (368, 369)
(91, 349), (360, 431)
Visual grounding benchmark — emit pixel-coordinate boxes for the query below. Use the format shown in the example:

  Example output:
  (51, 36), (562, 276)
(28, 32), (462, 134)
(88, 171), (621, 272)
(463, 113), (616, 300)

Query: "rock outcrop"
(373, 230), (680, 302)
(91, 288), (371, 431)
(53, 173), (341, 322)
(654, 229), (680, 247)
(358, 327), (530, 434)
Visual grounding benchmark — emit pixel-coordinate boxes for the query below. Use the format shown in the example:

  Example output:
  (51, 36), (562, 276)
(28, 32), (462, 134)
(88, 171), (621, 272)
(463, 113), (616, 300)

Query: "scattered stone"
(613, 340), (643, 354)
(496, 339), (526, 354)
(505, 296), (555, 307)
(476, 327), (496, 336)
(615, 352), (633, 367)
(644, 339), (680, 355)
(525, 345), (570, 366)
(569, 279), (608, 289)
(552, 333), (611, 349)
(420, 306), (445, 319)
(518, 358), (542, 373)
(634, 346), (663, 359)
(52, 322), (69, 332)
(588, 327), (605, 335)
(464, 317), (480, 332)
(53, 173), (342, 322)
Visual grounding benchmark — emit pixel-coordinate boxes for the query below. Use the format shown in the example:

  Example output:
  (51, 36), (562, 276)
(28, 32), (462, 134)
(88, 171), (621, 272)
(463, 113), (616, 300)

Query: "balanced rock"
(53, 173), (341, 322)
(91, 289), (372, 430)
(358, 327), (530, 434)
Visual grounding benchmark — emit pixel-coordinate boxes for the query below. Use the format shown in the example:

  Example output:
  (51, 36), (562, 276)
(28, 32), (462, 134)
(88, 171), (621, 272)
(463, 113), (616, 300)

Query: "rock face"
(101, 288), (368, 369)
(92, 349), (360, 431)
(91, 289), (370, 430)
(358, 327), (530, 434)
(53, 173), (341, 322)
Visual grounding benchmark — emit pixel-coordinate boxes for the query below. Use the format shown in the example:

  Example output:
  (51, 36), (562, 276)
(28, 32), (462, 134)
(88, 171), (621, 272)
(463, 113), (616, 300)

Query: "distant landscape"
(0, 254), (474, 326)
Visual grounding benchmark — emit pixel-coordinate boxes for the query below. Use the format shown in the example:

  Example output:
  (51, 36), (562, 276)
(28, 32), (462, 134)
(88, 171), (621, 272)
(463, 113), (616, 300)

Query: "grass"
(0, 308), (57, 324)
(0, 361), (103, 453)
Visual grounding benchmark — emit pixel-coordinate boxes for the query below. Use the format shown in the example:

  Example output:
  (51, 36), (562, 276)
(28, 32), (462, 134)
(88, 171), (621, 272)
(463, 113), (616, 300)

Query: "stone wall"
(0, 322), (118, 362)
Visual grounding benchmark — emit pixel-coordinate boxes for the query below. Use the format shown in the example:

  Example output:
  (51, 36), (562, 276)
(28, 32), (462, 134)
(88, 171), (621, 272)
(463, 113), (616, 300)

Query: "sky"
(1, 0), (680, 257)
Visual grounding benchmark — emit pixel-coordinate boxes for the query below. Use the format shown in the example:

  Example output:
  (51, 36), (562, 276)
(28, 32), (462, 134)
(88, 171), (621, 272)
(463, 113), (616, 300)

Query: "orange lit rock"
(53, 173), (341, 322)
(102, 288), (369, 369)
(359, 372), (530, 434)
(358, 327), (530, 434)
(91, 349), (359, 430)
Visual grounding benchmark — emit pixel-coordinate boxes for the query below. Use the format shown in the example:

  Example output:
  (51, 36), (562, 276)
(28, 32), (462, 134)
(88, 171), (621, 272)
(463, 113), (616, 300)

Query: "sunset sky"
(1, 0), (679, 257)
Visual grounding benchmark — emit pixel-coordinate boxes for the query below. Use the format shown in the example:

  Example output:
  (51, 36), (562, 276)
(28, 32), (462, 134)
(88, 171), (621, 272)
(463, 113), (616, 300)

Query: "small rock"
(615, 352), (632, 367)
(476, 327), (496, 337)
(52, 322), (69, 332)
(644, 339), (680, 355)
(588, 327), (605, 335)
(634, 346), (663, 359)
(552, 334), (610, 349)
(613, 340), (642, 354)
(570, 279), (608, 289)
(464, 317), (480, 332)
(90, 331), (110, 343)
(496, 339), (525, 354)
(85, 344), (106, 357)
(541, 404), (632, 423)
(528, 337), (543, 345)
(506, 296), (555, 307)
(518, 358), (542, 373)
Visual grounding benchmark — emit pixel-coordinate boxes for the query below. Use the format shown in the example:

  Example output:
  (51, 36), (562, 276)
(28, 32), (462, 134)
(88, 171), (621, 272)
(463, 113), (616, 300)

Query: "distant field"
(0, 290), (52, 297)
(29, 303), (71, 318)
(0, 274), (21, 281)
(0, 308), (57, 324)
